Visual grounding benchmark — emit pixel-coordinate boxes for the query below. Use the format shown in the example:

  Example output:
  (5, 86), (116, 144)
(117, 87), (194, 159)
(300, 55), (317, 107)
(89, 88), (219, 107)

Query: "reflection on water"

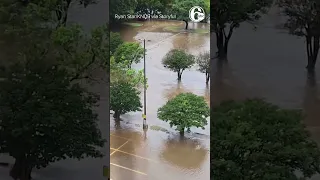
(163, 81), (189, 100)
(160, 136), (208, 169)
(110, 20), (210, 179)
(210, 10), (320, 176)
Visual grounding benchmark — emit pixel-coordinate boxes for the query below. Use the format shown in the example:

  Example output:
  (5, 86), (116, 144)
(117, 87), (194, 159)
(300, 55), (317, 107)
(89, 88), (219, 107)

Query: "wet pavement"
(110, 21), (210, 179)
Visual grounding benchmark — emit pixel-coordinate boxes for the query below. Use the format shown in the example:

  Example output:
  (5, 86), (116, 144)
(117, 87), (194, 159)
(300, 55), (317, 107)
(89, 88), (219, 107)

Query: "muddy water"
(211, 6), (320, 179)
(110, 20), (210, 180)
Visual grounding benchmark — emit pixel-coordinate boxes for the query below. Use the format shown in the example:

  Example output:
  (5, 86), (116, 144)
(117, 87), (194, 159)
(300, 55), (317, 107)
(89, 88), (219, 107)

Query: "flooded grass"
(123, 22), (143, 27)
(163, 25), (209, 34)
(150, 125), (169, 133)
(163, 26), (182, 32)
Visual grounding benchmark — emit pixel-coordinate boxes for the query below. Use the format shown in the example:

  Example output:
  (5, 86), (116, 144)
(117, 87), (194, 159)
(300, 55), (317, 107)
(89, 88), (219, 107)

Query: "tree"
(110, 81), (142, 119)
(110, 0), (138, 23)
(162, 49), (195, 80)
(135, 0), (173, 16)
(211, 0), (271, 59)
(278, 0), (320, 73)
(110, 57), (145, 88)
(0, 58), (105, 180)
(135, 0), (163, 16)
(51, 24), (109, 81)
(110, 32), (124, 55)
(1, 0), (96, 28)
(113, 42), (144, 68)
(211, 99), (320, 180)
(196, 51), (210, 84)
(171, 0), (206, 29)
(157, 93), (209, 136)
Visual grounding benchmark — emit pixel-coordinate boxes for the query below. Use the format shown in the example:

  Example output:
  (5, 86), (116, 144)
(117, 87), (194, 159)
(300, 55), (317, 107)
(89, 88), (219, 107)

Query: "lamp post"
(138, 39), (148, 130)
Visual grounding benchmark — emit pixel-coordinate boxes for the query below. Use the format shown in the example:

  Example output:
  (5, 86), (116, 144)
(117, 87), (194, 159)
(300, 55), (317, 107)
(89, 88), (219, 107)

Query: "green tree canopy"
(110, 32), (124, 55)
(110, 81), (142, 119)
(157, 93), (209, 136)
(110, 0), (138, 22)
(171, 0), (207, 29)
(51, 24), (109, 80)
(278, 0), (320, 72)
(211, 99), (320, 180)
(135, 0), (164, 15)
(162, 49), (195, 80)
(110, 57), (145, 88)
(196, 51), (210, 84)
(211, 0), (272, 59)
(0, 58), (105, 180)
(113, 42), (144, 68)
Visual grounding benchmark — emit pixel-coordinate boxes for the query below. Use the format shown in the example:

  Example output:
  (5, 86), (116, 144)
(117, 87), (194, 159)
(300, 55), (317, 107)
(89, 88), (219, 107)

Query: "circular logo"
(189, 6), (205, 23)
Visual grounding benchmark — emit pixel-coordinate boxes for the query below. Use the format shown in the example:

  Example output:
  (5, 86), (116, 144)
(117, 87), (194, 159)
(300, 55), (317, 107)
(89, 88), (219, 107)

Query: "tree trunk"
(306, 35), (320, 73)
(215, 25), (234, 61)
(56, 0), (71, 27)
(113, 111), (121, 120)
(183, 20), (188, 30)
(177, 71), (182, 81)
(205, 72), (210, 84)
(10, 158), (32, 180)
(179, 130), (185, 136)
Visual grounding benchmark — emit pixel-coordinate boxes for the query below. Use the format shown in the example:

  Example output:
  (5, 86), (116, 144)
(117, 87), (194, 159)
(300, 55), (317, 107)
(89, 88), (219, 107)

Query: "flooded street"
(110, 21), (210, 180)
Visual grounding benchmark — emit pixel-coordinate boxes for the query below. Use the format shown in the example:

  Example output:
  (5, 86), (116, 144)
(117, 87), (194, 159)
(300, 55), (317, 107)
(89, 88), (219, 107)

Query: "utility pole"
(143, 39), (148, 130)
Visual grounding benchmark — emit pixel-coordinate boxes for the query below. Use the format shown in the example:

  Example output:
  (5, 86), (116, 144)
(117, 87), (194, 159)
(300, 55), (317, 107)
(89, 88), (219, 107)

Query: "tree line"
(109, 33), (210, 136)
(211, 0), (320, 73)
(0, 0), (108, 179)
(110, 0), (210, 29)
(211, 0), (320, 179)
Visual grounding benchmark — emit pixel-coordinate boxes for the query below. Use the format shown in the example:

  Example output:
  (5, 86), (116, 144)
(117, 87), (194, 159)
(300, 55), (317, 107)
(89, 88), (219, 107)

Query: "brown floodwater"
(110, 20), (210, 180)
(210, 6), (320, 179)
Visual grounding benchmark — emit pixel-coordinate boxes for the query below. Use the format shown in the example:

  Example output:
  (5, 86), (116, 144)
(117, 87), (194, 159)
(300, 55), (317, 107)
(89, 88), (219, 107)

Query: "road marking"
(110, 140), (129, 156)
(110, 148), (158, 163)
(110, 134), (132, 141)
(110, 163), (147, 175)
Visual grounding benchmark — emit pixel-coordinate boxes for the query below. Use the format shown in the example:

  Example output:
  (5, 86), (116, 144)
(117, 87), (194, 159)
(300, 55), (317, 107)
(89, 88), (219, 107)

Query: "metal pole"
(143, 39), (148, 130)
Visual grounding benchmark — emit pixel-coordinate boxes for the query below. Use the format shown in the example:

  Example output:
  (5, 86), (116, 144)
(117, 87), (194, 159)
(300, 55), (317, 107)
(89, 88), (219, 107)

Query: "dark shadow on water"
(211, 58), (246, 107)
(303, 71), (320, 127)
(160, 135), (208, 169)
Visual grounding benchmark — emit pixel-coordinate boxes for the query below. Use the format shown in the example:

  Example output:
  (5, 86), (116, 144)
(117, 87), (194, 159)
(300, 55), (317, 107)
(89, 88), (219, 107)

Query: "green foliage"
(110, 57), (145, 88)
(211, 0), (271, 58)
(110, 0), (138, 22)
(196, 51), (210, 83)
(204, 0), (210, 15)
(211, 99), (320, 180)
(157, 93), (209, 135)
(0, 58), (105, 171)
(278, 0), (320, 70)
(162, 49), (195, 80)
(110, 32), (124, 55)
(196, 51), (210, 73)
(211, 0), (271, 28)
(278, 0), (320, 37)
(171, 0), (206, 21)
(113, 42), (144, 68)
(110, 81), (142, 119)
(135, 0), (167, 15)
(51, 24), (109, 80)
(0, 1), (108, 179)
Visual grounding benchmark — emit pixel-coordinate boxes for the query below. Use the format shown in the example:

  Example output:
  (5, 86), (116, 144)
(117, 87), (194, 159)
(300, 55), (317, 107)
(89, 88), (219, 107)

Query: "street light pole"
(143, 39), (148, 130)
